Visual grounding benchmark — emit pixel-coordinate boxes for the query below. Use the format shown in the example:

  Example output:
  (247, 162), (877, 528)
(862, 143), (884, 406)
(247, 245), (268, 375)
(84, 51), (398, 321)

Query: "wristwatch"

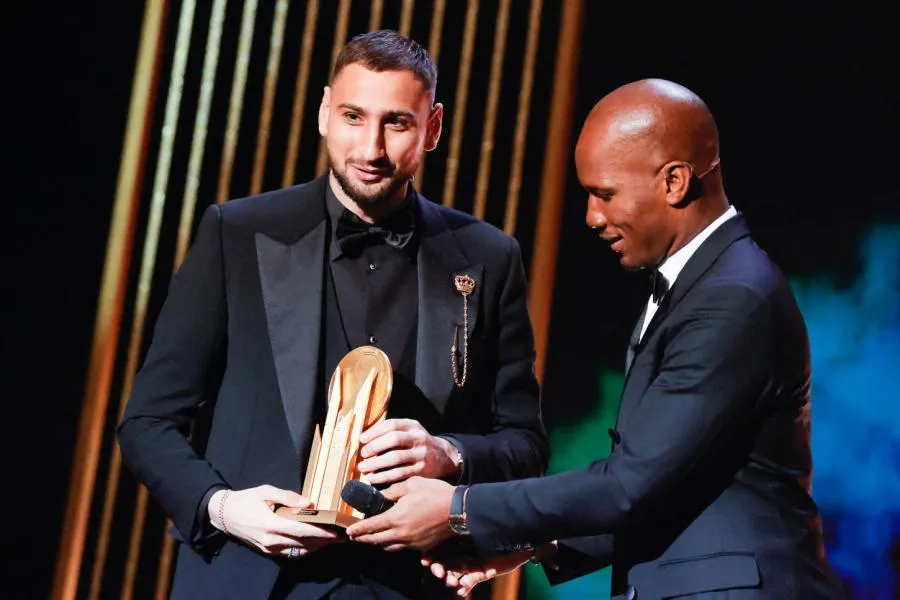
(448, 485), (470, 535)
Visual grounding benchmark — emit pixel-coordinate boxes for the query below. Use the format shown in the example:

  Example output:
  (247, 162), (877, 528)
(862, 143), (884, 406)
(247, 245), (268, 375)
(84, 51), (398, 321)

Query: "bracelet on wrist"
(217, 489), (232, 535)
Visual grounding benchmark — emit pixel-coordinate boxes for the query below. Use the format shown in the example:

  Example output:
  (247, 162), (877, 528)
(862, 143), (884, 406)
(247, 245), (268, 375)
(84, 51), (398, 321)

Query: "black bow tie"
(334, 204), (417, 257)
(649, 268), (670, 304)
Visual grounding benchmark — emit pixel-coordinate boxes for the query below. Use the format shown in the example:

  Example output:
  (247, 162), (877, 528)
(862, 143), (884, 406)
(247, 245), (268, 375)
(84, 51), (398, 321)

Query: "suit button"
(369, 335), (378, 345)
(368, 262), (377, 271)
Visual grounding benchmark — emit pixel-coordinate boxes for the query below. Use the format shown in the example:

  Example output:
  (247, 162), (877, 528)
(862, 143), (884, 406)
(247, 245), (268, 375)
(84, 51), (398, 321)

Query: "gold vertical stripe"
(368, 0), (384, 31)
(121, 489), (151, 600)
(114, 2), (199, 598)
(413, 0), (446, 187)
(250, 0), (290, 195)
(51, 2), (168, 598)
(329, 0), (352, 70)
(315, 0), (352, 175)
(493, 2), (585, 596)
(527, 0), (584, 377)
(472, 0), (511, 220)
(154, 531), (176, 600)
(426, 0), (446, 64)
(175, 0), (227, 266)
(148, 3), (227, 594)
(441, 0), (479, 208)
(502, 0), (542, 236)
(216, 0), (259, 203)
(282, 0), (321, 187)
(399, 0), (415, 36)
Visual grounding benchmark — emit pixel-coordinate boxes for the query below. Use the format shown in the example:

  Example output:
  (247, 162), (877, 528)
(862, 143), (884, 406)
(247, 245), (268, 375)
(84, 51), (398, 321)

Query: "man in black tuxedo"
(117, 30), (547, 600)
(347, 79), (845, 599)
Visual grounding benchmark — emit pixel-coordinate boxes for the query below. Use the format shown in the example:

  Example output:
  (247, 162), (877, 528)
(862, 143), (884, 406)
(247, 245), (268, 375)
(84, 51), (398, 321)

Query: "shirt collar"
(657, 205), (738, 287)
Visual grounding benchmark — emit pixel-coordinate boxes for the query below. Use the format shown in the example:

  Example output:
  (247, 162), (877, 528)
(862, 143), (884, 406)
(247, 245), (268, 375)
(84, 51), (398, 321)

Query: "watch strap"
(448, 485), (470, 535)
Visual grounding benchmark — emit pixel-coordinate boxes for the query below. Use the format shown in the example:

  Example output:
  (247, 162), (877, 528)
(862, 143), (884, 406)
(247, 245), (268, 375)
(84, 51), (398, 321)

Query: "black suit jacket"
(117, 176), (548, 599)
(462, 216), (844, 599)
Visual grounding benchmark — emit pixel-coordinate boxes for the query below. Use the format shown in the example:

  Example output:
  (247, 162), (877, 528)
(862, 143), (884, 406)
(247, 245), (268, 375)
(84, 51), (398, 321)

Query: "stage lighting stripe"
(116, 1), (199, 597)
(216, 0), (259, 203)
(441, 0), (479, 208)
(282, 0), (321, 188)
(413, 0), (445, 188)
(315, 0), (353, 175)
(495, 2), (586, 594)
(503, 0), (543, 237)
(51, 1), (169, 597)
(473, 0), (511, 221)
(250, 0), (290, 195)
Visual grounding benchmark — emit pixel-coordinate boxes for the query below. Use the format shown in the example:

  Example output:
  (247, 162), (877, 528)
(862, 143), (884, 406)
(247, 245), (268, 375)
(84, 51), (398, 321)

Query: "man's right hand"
(421, 551), (531, 597)
(208, 485), (345, 558)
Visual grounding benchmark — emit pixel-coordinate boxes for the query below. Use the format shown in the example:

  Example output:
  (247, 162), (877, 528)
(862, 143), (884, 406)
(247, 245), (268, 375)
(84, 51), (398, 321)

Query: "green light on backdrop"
(523, 367), (623, 599)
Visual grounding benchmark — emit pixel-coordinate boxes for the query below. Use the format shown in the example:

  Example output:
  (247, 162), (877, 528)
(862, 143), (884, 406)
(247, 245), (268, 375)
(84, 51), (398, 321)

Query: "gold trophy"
(276, 346), (392, 528)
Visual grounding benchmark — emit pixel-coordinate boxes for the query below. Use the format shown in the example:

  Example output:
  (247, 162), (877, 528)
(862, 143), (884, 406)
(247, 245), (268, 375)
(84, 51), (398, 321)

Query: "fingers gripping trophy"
(276, 346), (392, 528)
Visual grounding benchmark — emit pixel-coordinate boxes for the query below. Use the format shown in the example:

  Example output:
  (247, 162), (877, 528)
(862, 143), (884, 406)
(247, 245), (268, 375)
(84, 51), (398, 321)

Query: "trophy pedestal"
(278, 346), (392, 529)
(274, 507), (360, 529)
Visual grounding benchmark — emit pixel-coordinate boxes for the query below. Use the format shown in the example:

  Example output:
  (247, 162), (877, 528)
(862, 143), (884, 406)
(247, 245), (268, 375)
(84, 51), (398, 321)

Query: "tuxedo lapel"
(637, 215), (751, 351)
(619, 292), (674, 427)
(415, 198), (483, 413)
(255, 180), (329, 455)
(624, 302), (648, 375)
(620, 215), (752, 418)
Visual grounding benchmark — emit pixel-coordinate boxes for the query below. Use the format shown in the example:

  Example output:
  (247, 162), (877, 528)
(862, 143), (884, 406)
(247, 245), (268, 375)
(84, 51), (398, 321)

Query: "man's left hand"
(346, 476), (455, 552)
(358, 419), (462, 485)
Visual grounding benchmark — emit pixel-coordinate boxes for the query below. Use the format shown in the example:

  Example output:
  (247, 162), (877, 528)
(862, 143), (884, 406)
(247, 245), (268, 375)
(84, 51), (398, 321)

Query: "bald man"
(346, 79), (844, 599)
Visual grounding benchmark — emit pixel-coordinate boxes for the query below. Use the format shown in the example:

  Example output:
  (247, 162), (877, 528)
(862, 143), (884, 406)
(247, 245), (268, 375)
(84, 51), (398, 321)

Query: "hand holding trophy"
(276, 345), (392, 528)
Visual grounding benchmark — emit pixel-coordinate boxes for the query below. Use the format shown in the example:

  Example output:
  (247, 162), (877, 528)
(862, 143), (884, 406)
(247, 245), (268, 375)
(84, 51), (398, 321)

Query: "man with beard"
(117, 30), (548, 600)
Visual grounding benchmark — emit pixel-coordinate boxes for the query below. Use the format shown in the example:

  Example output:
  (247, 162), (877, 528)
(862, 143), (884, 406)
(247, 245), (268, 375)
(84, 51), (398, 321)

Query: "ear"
(424, 103), (443, 152)
(318, 86), (331, 137)
(662, 161), (693, 206)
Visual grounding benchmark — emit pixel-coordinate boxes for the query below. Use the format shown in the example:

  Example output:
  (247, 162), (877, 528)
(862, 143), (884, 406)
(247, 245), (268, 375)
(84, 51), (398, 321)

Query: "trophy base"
(274, 506), (360, 529)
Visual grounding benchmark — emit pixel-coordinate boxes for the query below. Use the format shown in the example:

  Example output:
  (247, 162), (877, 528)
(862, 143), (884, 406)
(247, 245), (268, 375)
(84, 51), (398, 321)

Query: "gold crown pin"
(451, 274), (476, 388)
(454, 274), (476, 296)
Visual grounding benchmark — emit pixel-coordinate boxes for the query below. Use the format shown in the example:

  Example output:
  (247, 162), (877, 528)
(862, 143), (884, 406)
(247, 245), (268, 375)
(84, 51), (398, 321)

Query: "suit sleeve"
(444, 237), (549, 484)
(117, 204), (229, 553)
(543, 535), (614, 585)
(463, 284), (773, 555)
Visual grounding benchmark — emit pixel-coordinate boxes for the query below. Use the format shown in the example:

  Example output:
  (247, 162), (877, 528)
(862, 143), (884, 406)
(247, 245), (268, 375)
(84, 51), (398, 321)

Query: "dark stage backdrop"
(5, 2), (898, 599)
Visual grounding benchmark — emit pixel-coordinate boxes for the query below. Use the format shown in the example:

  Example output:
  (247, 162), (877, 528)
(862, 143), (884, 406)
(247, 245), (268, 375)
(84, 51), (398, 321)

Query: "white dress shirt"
(639, 205), (738, 341)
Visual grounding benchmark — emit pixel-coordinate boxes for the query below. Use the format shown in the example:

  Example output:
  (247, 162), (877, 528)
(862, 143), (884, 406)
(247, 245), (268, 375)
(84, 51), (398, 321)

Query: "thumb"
(381, 481), (407, 502)
(265, 488), (314, 509)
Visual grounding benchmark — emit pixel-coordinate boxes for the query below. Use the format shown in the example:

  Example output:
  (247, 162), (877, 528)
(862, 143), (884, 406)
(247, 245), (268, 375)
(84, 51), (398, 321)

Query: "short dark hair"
(332, 29), (437, 95)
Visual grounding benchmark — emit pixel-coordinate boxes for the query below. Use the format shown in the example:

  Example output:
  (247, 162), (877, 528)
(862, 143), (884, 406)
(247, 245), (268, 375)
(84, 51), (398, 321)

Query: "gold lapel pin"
(451, 275), (476, 388)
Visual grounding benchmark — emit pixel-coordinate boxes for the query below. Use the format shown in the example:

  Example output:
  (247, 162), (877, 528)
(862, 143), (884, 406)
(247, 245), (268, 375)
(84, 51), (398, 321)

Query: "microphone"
(341, 480), (395, 517)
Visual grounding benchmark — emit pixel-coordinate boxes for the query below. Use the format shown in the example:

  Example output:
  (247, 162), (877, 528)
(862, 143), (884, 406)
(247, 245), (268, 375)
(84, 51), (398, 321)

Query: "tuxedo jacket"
(117, 176), (548, 599)
(463, 216), (844, 600)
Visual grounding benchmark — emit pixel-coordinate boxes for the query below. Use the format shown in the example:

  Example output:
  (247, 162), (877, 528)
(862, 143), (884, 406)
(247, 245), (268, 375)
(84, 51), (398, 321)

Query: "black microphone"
(341, 480), (395, 517)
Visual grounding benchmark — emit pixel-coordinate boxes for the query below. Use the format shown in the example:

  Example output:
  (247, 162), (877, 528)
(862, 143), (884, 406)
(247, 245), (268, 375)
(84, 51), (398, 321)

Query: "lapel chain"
(451, 274), (476, 388)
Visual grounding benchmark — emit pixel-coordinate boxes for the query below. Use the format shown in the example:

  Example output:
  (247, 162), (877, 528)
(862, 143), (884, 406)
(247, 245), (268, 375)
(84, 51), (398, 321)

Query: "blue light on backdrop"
(525, 224), (900, 599)
(794, 224), (900, 600)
